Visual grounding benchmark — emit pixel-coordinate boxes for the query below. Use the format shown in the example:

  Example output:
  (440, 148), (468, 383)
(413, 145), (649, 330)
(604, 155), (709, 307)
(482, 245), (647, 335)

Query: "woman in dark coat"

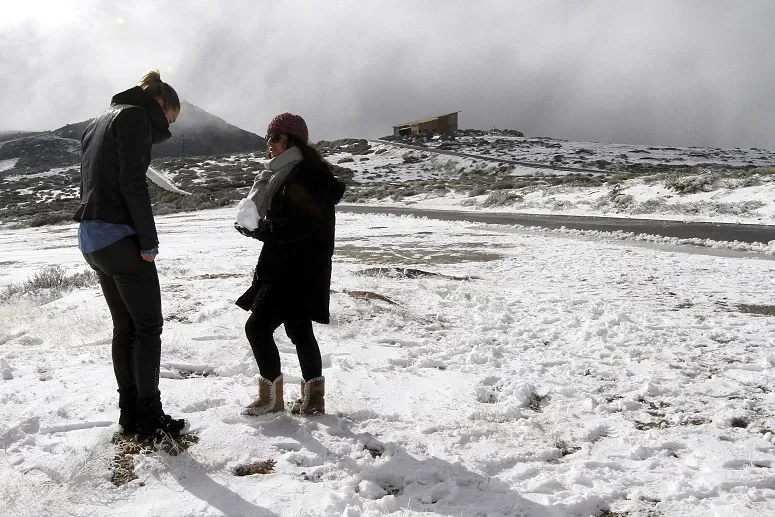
(235, 112), (345, 416)
(74, 70), (185, 437)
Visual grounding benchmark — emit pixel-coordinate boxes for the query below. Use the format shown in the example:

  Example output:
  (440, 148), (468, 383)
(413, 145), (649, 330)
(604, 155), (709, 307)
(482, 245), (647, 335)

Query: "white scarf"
(263, 145), (304, 213)
(236, 146), (304, 230)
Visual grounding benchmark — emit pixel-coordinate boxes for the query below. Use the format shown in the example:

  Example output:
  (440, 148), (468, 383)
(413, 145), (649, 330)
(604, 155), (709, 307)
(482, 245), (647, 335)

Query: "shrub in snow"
(610, 193), (634, 209)
(665, 172), (715, 194)
(482, 190), (523, 207)
(492, 180), (515, 190)
(317, 138), (371, 156)
(752, 166), (775, 176)
(1, 266), (97, 303)
(718, 176), (761, 189)
(28, 212), (74, 227)
(468, 186), (488, 197)
(402, 153), (424, 164)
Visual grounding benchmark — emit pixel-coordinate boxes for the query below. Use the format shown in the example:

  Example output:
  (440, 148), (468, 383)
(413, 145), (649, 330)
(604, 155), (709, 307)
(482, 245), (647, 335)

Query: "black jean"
(83, 236), (163, 401)
(245, 309), (322, 381)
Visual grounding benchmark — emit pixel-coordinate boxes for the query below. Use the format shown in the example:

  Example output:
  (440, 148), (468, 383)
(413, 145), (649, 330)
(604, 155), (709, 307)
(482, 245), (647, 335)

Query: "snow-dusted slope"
(326, 137), (775, 225)
(2, 131), (774, 228)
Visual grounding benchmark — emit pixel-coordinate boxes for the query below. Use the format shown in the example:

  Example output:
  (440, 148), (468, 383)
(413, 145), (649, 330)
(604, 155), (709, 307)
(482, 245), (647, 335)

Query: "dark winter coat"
(236, 160), (346, 324)
(73, 86), (172, 251)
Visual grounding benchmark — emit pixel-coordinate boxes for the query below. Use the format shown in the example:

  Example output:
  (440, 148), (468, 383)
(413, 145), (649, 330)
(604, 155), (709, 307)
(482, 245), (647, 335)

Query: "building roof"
(393, 112), (459, 128)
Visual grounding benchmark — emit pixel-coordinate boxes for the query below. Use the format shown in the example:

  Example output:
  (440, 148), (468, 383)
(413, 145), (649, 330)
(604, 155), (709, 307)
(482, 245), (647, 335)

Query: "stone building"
(392, 112), (459, 137)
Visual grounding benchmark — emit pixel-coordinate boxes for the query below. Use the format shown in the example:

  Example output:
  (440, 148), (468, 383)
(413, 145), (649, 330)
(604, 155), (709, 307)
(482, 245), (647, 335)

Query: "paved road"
(337, 205), (775, 244)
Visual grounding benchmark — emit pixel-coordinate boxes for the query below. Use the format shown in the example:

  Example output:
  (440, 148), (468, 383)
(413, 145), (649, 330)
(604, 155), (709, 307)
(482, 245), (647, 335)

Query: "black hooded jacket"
(74, 86), (172, 250)
(236, 160), (346, 323)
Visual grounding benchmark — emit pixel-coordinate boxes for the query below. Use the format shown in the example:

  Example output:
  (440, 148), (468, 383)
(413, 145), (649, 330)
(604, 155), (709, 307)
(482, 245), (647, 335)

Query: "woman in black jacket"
(235, 113), (345, 416)
(74, 70), (185, 437)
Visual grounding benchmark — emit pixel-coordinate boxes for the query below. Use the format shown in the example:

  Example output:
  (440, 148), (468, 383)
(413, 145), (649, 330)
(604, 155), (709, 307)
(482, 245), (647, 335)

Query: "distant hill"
(0, 100), (266, 178)
(0, 133), (81, 175)
(0, 102), (268, 225)
(0, 130), (45, 144)
(154, 101), (265, 157)
(53, 100), (265, 159)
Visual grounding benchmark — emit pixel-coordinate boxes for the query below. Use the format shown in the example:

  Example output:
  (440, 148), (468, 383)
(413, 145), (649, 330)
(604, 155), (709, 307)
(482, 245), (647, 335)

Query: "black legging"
(83, 236), (163, 401)
(245, 309), (322, 381)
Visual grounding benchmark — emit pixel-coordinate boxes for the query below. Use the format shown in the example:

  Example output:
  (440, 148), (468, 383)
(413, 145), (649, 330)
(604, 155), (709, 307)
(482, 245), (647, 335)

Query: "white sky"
(2, 0), (774, 149)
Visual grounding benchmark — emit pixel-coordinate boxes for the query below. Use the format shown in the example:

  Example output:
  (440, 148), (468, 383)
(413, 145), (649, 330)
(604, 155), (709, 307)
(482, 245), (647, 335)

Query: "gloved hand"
(234, 222), (259, 239)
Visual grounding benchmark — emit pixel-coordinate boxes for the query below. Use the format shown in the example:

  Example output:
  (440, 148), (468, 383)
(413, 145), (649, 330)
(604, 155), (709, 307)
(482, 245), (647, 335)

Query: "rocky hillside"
(0, 103), (268, 227)
(2, 127), (774, 228)
(1, 101), (266, 181)
(0, 133), (80, 176)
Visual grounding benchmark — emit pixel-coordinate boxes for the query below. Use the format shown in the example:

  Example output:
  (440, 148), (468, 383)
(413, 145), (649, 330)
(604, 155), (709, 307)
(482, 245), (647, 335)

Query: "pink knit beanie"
(267, 112), (309, 142)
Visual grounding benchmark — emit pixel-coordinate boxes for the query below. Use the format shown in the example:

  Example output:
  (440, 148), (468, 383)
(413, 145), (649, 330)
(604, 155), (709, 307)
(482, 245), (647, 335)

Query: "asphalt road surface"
(338, 205), (775, 245)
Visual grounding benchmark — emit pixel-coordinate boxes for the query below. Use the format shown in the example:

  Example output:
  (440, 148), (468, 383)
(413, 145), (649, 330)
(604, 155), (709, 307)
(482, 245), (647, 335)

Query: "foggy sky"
(2, 0), (774, 150)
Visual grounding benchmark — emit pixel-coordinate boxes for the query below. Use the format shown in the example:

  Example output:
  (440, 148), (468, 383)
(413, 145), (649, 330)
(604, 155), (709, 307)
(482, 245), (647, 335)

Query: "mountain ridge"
(51, 100), (266, 158)
(0, 100), (266, 179)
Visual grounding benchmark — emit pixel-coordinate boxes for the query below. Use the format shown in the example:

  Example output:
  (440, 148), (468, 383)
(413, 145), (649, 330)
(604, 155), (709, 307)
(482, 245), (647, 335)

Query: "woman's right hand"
(235, 222), (258, 238)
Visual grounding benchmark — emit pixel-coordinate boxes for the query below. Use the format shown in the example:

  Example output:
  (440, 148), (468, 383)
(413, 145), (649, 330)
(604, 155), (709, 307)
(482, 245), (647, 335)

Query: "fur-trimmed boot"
(242, 374), (284, 416)
(291, 377), (325, 415)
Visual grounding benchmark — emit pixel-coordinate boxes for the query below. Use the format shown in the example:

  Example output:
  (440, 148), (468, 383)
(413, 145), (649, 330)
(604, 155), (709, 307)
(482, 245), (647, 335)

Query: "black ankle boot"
(118, 390), (137, 433)
(136, 396), (186, 436)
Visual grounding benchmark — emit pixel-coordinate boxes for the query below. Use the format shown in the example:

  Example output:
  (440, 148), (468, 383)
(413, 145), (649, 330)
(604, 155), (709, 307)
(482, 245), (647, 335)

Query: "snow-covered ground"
(2, 207), (775, 516)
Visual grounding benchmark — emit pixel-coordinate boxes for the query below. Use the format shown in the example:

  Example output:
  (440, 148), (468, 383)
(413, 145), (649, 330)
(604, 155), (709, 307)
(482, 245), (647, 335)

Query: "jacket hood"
(111, 86), (172, 144)
(315, 162), (346, 205)
(329, 175), (346, 205)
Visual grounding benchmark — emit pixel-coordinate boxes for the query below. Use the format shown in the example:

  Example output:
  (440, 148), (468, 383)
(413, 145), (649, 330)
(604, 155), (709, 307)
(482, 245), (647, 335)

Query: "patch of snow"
(0, 158), (19, 173)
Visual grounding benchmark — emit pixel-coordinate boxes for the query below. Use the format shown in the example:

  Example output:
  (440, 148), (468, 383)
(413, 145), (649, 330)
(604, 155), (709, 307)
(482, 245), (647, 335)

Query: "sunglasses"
(266, 133), (282, 143)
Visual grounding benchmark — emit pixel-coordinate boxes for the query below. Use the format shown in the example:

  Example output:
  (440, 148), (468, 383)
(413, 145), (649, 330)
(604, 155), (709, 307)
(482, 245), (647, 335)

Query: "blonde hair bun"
(137, 70), (163, 89)
(136, 69), (181, 112)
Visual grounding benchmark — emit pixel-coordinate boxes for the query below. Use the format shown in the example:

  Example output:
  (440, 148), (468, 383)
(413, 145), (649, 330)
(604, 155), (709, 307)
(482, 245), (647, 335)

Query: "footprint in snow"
(191, 335), (238, 342)
(1, 417), (41, 449)
(79, 337), (112, 347)
(160, 362), (217, 379)
(0, 331), (28, 346)
(181, 398), (228, 413)
(723, 459), (772, 470)
(9, 335), (43, 347)
(1, 358), (12, 380)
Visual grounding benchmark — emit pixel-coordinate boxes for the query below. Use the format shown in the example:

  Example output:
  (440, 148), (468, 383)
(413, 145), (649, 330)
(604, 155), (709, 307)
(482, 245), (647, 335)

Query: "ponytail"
(137, 70), (181, 111)
(286, 135), (327, 167)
